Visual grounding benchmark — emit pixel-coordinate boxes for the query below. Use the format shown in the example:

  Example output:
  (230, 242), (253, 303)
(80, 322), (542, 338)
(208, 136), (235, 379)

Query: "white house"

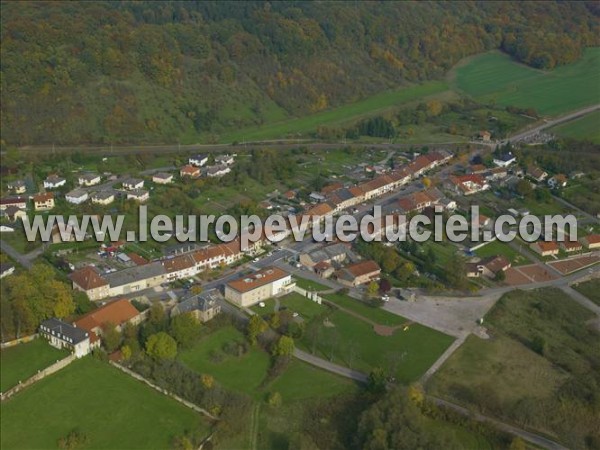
(206, 164), (231, 178)
(65, 188), (89, 204)
(127, 189), (149, 202)
(189, 154), (208, 167)
(493, 153), (516, 167)
(122, 178), (144, 190)
(78, 173), (101, 187)
(152, 172), (173, 184)
(215, 154), (235, 166)
(224, 266), (294, 307)
(548, 174), (568, 189)
(39, 318), (93, 358)
(91, 191), (115, 205)
(44, 175), (67, 189)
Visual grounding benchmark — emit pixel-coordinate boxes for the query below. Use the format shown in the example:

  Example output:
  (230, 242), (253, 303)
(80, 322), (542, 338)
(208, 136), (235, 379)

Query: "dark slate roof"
(0, 263), (15, 274)
(40, 318), (89, 344)
(174, 289), (222, 315)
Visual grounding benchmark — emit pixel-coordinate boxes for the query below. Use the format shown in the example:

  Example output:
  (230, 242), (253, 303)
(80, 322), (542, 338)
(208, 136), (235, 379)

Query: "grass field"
(1, 339), (68, 392)
(572, 278), (600, 306)
(293, 276), (331, 292)
(300, 307), (454, 383)
(453, 48), (600, 115)
(323, 292), (407, 326)
(217, 81), (450, 143)
(179, 326), (271, 398)
(474, 239), (531, 266)
(551, 110), (600, 143)
(1, 358), (209, 449)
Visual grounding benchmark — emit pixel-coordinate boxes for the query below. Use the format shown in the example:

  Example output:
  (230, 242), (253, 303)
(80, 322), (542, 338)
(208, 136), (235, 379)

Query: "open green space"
(218, 81), (450, 143)
(474, 239), (531, 266)
(323, 292), (407, 326)
(453, 48), (600, 115)
(572, 278), (600, 306)
(277, 292), (328, 323)
(179, 326), (271, 398)
(1, 338), (69, 392)
(429, 288), (600, 447)
(1, 357), (209, 449)
(293, 276), (331, 292)
(551, 110), (600, 143)
(300, 308), (454, 383)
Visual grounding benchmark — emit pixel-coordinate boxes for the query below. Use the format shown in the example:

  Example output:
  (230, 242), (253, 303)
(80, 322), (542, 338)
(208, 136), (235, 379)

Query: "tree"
(516, 179), (533, 197)
(102, 322), (121, 353)
(121, 345), (132, 361)
(267, 391), (282, 408)
(247, 315), (268, 345)
(422, 177), (432, 188)
(381, 249), (401, 273)
(367, 281), (379, 298)
(509, 437), (526, 450)
(148, 303), (166, 325)
(200, 373), (214, 389)
(57, 430), (89, 450)
(379, 278), (392, 294)
(272, 335), (294, 357)
(169, 313), (200, 348)
(367, 367), (387, 394)
(190, 284), (203, 295)
(146, 332), (178, 360)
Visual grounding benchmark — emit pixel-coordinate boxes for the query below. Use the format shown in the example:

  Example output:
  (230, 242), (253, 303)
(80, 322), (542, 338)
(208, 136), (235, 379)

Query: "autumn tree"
(247, 315), (268, 345)
(146, 332), (178, 360)
(272, 335), (294, 357)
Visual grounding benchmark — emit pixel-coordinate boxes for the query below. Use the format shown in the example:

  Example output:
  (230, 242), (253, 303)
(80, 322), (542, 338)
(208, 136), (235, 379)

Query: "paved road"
(294, 348), (368, 383)
(560, 285), (600, 316)
(552, 194), (600, 225)
(0, 240), (33, 269)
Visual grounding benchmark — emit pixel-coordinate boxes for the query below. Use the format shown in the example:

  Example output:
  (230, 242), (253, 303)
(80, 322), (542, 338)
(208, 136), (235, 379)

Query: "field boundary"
(1, 334), (38, 349)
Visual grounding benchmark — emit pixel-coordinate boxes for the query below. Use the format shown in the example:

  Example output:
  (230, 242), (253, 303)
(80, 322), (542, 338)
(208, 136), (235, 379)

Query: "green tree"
(367, 367), (387, 394)
(272, 335), (295, 357)
(367, 281), (379, 298)
(146, 332), (178, 360)
(267, 391), (282, 408)
(102, 322), (121, 353)
(247, 315), (268, 345)
(169, 313), (200, 348)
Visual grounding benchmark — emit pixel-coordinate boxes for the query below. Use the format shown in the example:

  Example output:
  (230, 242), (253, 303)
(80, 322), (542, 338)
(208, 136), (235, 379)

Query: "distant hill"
(1, 1), (598, 146)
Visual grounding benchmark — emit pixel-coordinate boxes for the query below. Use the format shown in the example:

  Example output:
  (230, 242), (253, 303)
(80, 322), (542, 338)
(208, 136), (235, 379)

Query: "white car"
(381, 295), (390, 302)
(259, 302), (266, 308)
(253, 257), (260, 263)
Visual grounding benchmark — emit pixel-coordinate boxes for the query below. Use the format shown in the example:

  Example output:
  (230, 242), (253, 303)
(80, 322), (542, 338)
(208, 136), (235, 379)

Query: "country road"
(9, 103), (599, 156)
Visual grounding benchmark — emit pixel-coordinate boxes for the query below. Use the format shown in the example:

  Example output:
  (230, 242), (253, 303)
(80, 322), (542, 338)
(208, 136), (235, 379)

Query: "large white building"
(224, 267), (294, 307)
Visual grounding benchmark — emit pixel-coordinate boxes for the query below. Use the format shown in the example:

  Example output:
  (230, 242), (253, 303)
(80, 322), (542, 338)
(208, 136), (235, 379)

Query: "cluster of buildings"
(529, 234), (600, 257)
(179, 154), (235, 179)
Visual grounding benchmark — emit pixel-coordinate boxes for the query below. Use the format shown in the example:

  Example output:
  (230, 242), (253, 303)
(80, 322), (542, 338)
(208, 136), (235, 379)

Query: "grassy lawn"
(571, 278), (600, 306)
(277, 292), (328, 323)
(293, 276), (331, 292)
(300, 308), (454, 383)
(266, 359), (357, 403)
(429, 288), (599, 445)
(1, 338), (69, 392)
(1, 357), (209, 449)
(218, 80), (450, 143)
(474, 239), (531, 266)
(453, 48), (600, 116)
(323, 292), (407, 326)
(179, 326), (271, 399)
(551, 110), (600, 143)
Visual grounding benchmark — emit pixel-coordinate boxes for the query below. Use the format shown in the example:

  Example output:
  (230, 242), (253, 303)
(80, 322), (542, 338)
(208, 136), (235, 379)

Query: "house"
(122, 178), (144, 190)
(161, 253), (197, 282)
(70, 266), (110, 301)
(171, 289), (222, 322)
(3, 205), (27, 222)
(78, 173), (101, 187)
(560, 240), (582, 253)
(180, 165), (200, 178)
(33, 192), (55, 211)
(215, 154), (235, 166)
(283, 190), (296, 200)
(75, 298), (142, 335)
(468, 164), (487, 174)
(493, 153), (516, 167)
(486, 167), (508, 181)
(548, 174), (567, 189)
(466, 255), (511, 278)
(328, 188), (359, 212)
(448, 175), (489, 196)
(0, 263), (15, 279)
(530, 241), (560, 257)
(206, 164), (231, 177)
(300, 242), (354, 268)
(301, 202), (335, 227)
(39, 318), (92, 358)
(91, 191), (115, 205)
(225, 267), (293, 307)
(189, 154), (208, 167)
(527, 166), (548, 183)
(321, 182), (344, 196)
(479, 130), (491, 142)
(0, 196), (28, 210)
(65, 188), (89, 204)
(0, 225), (14, 233)
(396, 190), (440, 214)
(152, 172), (173, 184)
(126, 189), (149, 202)
(44, 175), (67, 189)
(335, 260), (381, 287)
(309, 192), (326, 203)
(7, 180), (26, 194)
(104, 261), (167, 297)
(580, 234), (600, 250)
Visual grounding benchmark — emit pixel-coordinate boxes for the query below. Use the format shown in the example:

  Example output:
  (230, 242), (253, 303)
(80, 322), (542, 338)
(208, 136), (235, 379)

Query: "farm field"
(0, 358), (209, 449)
(551, 110), (600, 143)
(1, 338), (68, 392)
(429, 288), (600, 447)
(179, 326), (271, 399)
(474, 239), (531, 266)
(217, 81), (451, 143)
(453, 48), (600, 116)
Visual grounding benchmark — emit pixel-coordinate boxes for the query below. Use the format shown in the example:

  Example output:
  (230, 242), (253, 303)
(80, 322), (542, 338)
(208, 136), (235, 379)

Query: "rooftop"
(227, 266), (289, 293)
(70, 266), (109, 290)
(40, 318), (89, 344)
(75, 299), (139, 331)
(104, 261), (166, 287)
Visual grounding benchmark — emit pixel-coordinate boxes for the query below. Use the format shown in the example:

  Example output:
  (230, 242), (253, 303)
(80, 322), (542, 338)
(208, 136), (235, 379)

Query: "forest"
(1, 1), (598, 145)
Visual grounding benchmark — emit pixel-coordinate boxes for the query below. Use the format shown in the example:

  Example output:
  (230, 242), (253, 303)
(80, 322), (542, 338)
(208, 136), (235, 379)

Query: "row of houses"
(300, 151), (453, 225)
(529, 234), (600, 256)
(180, 153), (236, 179)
